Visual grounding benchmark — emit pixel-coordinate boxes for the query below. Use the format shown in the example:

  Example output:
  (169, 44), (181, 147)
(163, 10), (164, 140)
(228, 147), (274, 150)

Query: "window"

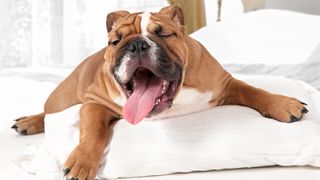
(0, 0), (167, 68)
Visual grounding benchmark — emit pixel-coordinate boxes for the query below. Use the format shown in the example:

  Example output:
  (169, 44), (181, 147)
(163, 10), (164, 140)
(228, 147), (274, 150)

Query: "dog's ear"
(106, 10), (129, 33)
(159, 5), (185, 27)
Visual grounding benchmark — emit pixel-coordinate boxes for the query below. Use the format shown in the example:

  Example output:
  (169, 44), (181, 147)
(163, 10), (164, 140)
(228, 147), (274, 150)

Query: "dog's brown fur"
(12, 6), (307, 180)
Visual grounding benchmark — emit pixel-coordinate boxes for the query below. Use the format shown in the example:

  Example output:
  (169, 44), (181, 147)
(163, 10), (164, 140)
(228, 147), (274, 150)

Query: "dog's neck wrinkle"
(183, 36), (230, 95)
(183, 37), (205, 86)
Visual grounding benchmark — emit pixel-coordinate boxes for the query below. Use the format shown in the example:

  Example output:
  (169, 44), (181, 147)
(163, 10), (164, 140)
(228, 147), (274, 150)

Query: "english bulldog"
(12, 5), (308, 180)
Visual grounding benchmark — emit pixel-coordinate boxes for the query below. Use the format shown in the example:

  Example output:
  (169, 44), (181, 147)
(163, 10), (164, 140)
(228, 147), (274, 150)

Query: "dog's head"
(104, 6), (189, 124)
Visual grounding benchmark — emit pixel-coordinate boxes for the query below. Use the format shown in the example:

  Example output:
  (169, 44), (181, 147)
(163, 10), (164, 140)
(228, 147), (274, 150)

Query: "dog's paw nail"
(63, 168), (70, 175)
(21, 129), (27, 135)
(290, 115), (299, 122)
(301, 107), (308, 113)
(11, 125), (18, 129)
(300, 101), (308, 106)
(68, 177), (78, 180)
(262, 112), (270, 118)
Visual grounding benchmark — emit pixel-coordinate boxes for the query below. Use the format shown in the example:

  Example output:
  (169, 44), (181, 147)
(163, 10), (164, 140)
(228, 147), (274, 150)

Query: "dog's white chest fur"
(147, 87), (214, 120)
(112, 95), (126, 107)
(174, 87), (213, 105)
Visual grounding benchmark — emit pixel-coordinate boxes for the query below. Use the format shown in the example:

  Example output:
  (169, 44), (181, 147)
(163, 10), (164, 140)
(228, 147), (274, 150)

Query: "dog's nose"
(127, 39), (150, 53)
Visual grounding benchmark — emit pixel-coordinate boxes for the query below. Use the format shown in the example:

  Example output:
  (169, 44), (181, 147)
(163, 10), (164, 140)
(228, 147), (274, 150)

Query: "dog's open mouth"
(121, 67), (180, 125)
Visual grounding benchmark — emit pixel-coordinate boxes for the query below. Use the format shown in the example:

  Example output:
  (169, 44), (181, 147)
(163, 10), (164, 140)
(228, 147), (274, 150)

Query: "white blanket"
(13, 76), (320, 179)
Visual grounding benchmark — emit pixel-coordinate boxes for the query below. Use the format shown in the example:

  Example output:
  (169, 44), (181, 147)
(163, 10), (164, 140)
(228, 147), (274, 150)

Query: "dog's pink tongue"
(123, 74), (162, 125)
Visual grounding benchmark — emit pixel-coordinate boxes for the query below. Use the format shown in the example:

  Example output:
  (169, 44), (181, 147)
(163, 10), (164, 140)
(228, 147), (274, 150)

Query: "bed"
(1, 9), (320, 180)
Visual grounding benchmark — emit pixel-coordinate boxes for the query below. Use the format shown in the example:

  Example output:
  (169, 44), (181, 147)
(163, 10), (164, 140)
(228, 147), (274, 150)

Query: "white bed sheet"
(1, 74), (320, 180)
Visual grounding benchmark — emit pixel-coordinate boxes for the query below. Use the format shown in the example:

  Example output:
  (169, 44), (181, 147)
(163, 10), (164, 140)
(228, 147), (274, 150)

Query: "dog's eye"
(108, 35), (122, 46)
(155, 26), (176, 38)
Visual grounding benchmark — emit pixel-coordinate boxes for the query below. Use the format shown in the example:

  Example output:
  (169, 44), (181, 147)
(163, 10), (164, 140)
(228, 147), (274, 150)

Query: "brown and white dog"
(12, 6), (308, 180)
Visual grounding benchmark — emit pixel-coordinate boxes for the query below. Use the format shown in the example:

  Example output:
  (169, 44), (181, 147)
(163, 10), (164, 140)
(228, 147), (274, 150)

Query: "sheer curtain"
(0, 0), (33, 67)
(0, 0), (167, 68)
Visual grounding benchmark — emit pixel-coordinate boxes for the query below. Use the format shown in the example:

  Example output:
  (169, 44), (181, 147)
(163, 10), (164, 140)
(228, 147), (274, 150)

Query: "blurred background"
(0, 0), (320, 83)
(5, 0), (320, 68)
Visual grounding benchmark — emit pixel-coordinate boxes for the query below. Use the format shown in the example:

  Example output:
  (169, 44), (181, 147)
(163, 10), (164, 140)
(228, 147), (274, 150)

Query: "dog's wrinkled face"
(103, 6), (188, 125)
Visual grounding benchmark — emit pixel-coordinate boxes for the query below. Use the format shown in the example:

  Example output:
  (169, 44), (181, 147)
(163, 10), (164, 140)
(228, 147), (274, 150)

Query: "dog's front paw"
(63, 144), (101, 180)
(262, 95), (308, 123)
(11, 113), (45, 135)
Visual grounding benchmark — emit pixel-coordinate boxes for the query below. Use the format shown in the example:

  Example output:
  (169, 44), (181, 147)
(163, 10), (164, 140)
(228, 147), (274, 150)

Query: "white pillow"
(23, 75), (320, 179)
(191, 9), (320, 65)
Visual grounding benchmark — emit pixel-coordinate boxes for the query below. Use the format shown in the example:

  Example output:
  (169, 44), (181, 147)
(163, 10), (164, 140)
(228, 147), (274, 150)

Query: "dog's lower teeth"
(156, 98), (161, 105)
(163, 81), (168, 87)
(161, 81), (169, 94)
(161, 88), (166, 94)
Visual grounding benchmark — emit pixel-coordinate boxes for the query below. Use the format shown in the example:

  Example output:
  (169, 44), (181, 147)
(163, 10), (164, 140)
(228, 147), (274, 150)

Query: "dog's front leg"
(63, 103), (114, 180)
(220, 78), (308, 123)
